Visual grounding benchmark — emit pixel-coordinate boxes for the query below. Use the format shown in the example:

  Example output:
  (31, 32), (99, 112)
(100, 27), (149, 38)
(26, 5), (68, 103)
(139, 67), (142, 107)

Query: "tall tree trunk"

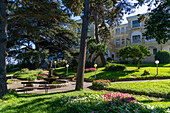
(0, 0), (8, 98)
(92, 54), (100, 64)
(35, 42), (40, 68)
(94, 1), (106, 66)
(75, 0), (89, 90)
(137, 60), (140, 69)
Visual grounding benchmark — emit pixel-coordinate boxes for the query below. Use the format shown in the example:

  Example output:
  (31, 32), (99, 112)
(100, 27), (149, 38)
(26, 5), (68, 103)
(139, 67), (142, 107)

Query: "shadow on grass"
(89, 69), (139, 79)
(0, 95), (67, 113)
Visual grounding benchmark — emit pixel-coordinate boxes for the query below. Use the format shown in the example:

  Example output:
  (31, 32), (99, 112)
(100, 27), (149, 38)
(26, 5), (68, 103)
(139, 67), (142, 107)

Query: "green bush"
(155, 50), (170, 64)
(105, 62), (126, 71)
(85, 61), (93, 68)
(92, 80), (111, 88)
(2, 90), (18, 100)
(27, 75), (37, 81)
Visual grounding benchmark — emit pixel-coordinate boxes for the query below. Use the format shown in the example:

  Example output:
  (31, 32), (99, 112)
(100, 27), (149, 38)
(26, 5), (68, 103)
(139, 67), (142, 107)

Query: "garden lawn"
(0, 90), (169, 113)
(13, 69), (43, 79)
(107, 81), (170, 95)
(54, 66), (170, 79)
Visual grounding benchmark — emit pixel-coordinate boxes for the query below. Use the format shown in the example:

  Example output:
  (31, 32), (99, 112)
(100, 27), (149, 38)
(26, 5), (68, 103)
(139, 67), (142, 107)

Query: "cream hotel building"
(77, 14), (170, 63)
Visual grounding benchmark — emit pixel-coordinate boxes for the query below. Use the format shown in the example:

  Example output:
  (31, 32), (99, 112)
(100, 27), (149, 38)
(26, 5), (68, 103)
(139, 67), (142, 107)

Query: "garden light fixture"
(66, 64), (69, 76)
(94, 64), (97, 78)
(155, 60), (159, 75)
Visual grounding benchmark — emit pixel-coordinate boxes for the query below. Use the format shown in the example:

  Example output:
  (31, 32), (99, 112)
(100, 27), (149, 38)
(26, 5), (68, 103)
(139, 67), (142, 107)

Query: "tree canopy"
(119, 45), (151, 69)
(7, 0), (78, 68)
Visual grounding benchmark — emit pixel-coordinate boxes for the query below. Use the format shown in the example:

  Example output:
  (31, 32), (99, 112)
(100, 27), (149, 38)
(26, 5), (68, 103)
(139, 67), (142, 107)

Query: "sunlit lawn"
(54, 66), (170, 80)
(107, 80), (170, 95)
(0, 90), (169, 113)
(13, 69), (43, 79)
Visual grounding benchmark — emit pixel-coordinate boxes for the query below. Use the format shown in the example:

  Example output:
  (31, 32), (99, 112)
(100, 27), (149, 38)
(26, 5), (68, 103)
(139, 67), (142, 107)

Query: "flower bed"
(59, 92), (166, 113)
(85, 68), (97, 72)
(92, 80), (111, 88)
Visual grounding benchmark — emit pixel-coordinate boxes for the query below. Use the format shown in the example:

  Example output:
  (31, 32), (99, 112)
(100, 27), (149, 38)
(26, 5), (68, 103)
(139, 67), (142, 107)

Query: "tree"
(0, 0), (8, 98)
(7, 0), (78, 68)
(62, 0), (146, 90)
(142, 0), (170, 44)
(119, 45), (151, 69)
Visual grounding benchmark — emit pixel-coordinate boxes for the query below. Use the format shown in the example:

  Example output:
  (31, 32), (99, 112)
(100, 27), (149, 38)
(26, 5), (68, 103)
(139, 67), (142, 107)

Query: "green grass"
(54, 66), (170, 80)
(133, 95), (170, 109)
(6, 72), (16, 75)
(107, 81), (170, 95)
(125, 63), (170, 67)
(0, 90), (169, 113)
(13, 69), (43, 79)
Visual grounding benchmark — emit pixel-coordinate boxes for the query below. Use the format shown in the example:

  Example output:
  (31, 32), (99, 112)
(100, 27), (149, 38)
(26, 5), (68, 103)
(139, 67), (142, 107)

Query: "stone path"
(7, 80), (92, 94)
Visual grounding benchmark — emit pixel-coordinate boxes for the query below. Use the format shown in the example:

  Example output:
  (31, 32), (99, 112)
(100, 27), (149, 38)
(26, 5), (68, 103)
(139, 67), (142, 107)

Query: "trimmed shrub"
(105, 62), (126, 71)
(84, 68), (97, 72)
(85, 61), (93, 68)
(92, 80), (111, 88)
(155, 50), (170, 64)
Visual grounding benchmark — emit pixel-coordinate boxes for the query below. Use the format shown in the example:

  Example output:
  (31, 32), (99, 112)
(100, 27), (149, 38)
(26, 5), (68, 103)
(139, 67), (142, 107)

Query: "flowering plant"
(101, 92), (136, 104)
(92, 80), (111, 88)
(85, 68), (97, 72)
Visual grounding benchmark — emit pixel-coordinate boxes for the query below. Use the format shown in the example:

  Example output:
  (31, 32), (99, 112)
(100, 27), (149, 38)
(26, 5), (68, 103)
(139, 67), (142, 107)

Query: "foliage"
(7, 0), (78, 68)
(0, 90), (168, 113)
(27, 75), (37, 81)
(119, 45), (151, 69)
(85, 61), (93, 68)
(108, 81), (170, 95)
(92, 80), (111, 88)
(143, 0), (170, 44)
(61, 93), (165, 113)
(106, 57), (113, 62)
(2, 90), (18, 100)
(102, 92), (136, 104)
(142, 70), (150, 76)
(155, 50), (170, 64)
(13, 69), (43, 79)
(84, 68), (97, 72)
(57, 59), (68, 67)
(105, 62), (126, 71)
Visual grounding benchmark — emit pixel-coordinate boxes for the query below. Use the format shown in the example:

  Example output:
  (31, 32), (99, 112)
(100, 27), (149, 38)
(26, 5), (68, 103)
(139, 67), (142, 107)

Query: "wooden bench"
(21, 81), (48, 93)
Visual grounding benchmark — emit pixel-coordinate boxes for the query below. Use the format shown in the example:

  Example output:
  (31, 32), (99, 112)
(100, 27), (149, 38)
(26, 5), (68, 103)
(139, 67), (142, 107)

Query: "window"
(121, 27), (124, 32)
(132, 20), (140, 28)
(132, 35), (141, 43)
(153, 48), (157, 54)
(122, 39), (124, 45)
(116, 52), (119, 58)
(116, 28), (120, 33)
(116, 39), (120, 46)
(126, 27), (128, 31)
(126, 38), (129, 45)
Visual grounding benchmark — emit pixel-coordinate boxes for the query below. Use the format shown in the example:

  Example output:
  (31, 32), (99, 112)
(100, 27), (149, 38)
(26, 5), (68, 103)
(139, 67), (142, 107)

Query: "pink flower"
(92, 111), (94, 113)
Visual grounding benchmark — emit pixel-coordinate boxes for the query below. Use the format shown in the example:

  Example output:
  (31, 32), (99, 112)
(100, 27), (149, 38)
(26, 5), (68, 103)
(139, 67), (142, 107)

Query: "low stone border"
(92, 86), (170, 99)
(39, 79), (69, 88)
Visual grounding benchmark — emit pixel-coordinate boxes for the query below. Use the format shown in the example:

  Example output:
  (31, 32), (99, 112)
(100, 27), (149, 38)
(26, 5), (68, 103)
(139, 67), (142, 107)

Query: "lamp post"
(155, 60), (159, 75)
(54, 61), (57, 68)
(66, 64), (69, 76)
(94, 64), (97, 78)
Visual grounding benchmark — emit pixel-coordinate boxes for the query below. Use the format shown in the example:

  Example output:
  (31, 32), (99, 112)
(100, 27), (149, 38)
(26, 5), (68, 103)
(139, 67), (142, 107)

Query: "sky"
(71, 4), (154, 24)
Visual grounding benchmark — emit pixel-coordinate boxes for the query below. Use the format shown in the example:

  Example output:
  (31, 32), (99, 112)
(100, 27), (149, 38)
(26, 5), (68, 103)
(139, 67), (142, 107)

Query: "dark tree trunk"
(92, 54), (100, 64)
(137, 60), (140, 69)
(0, 0), (8, 98)
(35, 42), (40, 68)
(75, 0), (89, 90)
(94, 1), (106, 66)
